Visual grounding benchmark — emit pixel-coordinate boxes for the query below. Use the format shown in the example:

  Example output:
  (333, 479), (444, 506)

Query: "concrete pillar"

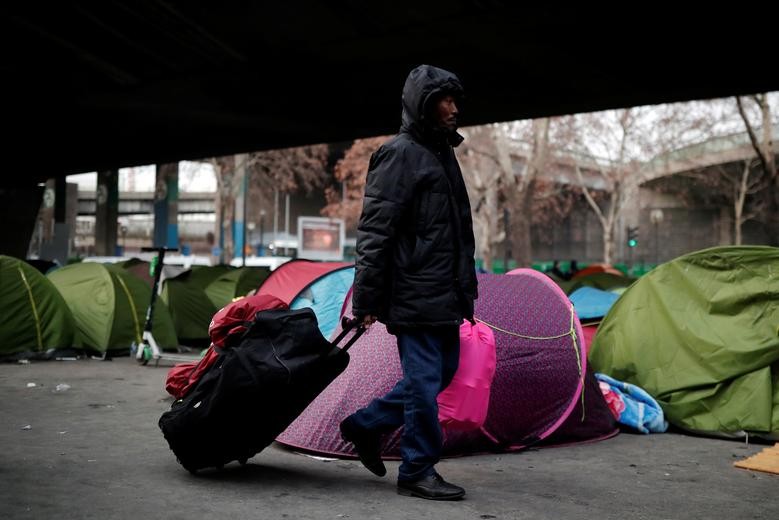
(54, 176), (67, 224)
(94, 169), (119, 256)
(153, 163), (179, 248)
(0, 184), (44, 259)
(39, 181), (56, 244)
(39, 177), (73, 264)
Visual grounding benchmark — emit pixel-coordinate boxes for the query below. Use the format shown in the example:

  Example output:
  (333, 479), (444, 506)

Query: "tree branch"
(575, 164), (607, 228)
(466, 146), (504, 171)
(736, 96), (771, 176)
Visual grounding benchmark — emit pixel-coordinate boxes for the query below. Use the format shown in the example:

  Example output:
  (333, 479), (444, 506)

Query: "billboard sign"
(297, 217), (345, 261)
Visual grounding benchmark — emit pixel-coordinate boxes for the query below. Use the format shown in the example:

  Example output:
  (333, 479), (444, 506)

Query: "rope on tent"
(17, 266), (43, 351)
(475, 303), (587, 420)
(567, 307), (586, 420)
(114, 274), (143, 345)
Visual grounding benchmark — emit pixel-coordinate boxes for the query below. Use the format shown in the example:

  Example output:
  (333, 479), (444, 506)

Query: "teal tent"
(290, 266), (355, 339)
(256, 260), (354, 339)
(569, 286), (620, 321)
(556, 272), (636, 295)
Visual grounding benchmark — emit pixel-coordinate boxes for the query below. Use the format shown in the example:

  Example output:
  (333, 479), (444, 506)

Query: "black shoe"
(339, 417), (386, 477)
(397, 473), (465, 501)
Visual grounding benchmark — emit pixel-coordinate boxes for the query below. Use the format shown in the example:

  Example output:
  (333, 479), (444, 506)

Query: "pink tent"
(276, 269), (617, 458)
(256, 259), (352, 305)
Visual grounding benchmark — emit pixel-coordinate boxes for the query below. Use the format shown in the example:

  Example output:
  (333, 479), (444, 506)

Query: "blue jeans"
(348, 327), (460, 481)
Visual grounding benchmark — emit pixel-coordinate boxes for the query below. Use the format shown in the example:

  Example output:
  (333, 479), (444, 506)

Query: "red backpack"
(164, 294), (288, 399)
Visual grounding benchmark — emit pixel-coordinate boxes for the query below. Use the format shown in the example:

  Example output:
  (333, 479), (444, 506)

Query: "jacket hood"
(401, 64), (464, 147)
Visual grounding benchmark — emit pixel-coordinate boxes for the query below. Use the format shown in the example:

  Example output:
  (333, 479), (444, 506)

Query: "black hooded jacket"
(352, 65), (478, 332)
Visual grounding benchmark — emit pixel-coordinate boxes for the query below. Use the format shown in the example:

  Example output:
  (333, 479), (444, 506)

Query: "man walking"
(340, 64), (478, 500)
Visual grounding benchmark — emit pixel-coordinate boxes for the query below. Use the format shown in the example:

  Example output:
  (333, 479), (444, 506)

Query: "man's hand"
(362, 314), (378, 329)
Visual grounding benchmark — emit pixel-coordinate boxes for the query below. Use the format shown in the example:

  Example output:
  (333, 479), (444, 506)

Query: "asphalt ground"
(1, 357), (777, 520)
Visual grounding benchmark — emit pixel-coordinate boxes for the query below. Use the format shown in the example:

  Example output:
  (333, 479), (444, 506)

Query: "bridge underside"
(4, 3), (778, 258)
(4, 3), (778, 183)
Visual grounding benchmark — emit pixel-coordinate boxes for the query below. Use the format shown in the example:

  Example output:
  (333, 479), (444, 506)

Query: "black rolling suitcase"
(158, 307), (364, 473)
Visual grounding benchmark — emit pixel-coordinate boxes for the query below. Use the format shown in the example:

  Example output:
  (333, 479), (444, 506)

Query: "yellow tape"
(115, 274), (143, 345)
(18, 267), (43, 351)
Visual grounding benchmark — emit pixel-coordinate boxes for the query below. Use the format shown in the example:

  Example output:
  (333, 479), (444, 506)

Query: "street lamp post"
(121, 225), (128, 253)
(650, 209), (664, 265)
(259, 209), (266, 256)
(241, 170), (248, 267)
(247, 221), (256, 256)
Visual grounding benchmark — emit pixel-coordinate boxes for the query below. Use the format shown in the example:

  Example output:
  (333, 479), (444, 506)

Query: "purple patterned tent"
(276, 269), (617, 458)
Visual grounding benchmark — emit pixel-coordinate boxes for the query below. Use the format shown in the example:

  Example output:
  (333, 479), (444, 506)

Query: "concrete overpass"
(4, 3), (779, 258)
(640, 124), (779, 182)
(6, 3), (778, 180)
(77, 191), (215, 216)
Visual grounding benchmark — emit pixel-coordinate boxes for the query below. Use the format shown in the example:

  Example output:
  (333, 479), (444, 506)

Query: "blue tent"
(290, 267), (355, 340)
(569, 286), (620, 320)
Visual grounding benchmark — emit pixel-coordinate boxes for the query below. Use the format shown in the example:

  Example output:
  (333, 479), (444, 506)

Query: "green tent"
(47, 262), (178, 354)
(161, 269), (218, 346)
(556, 272), (637, 295)
(116, 257), (154, 287)
(204, 266), (270, 310)
(0, 255), (77, 357)
(589, 246), (779, 438)
(187, 265), (233, 290)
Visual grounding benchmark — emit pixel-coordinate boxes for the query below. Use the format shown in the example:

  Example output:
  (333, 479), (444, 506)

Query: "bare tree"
(458, 124), (510, 271)
(247, 144), (329, 195)
(635, 95), (778, 247)
(737, 94), (778, 244)
(509, 119), (551, 267)
(730, 160), (762, 245)
(531, 179), (599, 241)
(566, 101), (726, 263)
(207, 144), (331, 261)
(208, 155), (238, 262)
(568, 109), (641, 264)
(459, 119), (550, 269)
(246, 144), (330, 224)
(321, 136), (389, 230)
(655, 160), (763, 245)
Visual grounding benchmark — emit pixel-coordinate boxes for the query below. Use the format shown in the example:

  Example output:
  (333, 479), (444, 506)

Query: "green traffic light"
(628, 239), (638, 248)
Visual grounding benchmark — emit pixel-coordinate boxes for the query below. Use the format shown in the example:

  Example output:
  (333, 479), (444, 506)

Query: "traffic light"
(627, 226), (639, 248)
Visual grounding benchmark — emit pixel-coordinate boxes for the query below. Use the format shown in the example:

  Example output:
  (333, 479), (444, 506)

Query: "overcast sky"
(67, 161), (217, 192)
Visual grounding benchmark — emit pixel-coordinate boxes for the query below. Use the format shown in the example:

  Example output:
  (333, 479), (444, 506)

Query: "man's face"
(433, 94), (459, 131)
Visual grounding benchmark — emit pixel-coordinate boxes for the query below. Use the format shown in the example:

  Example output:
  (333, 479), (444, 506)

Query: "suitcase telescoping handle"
(331, 316), (367, 353)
